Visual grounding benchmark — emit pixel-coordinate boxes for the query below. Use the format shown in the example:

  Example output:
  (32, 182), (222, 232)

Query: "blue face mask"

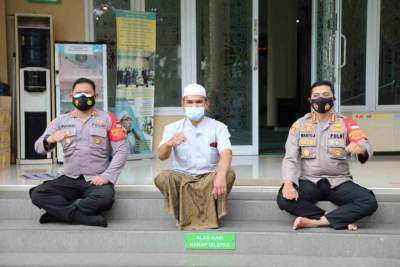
(185, 107), (205, 121)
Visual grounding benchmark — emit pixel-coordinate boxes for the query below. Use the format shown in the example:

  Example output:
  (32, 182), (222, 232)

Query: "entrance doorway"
(258, 0), (312, 153)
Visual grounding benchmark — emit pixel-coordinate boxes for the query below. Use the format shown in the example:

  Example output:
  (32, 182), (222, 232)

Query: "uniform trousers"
(30, 175), (114, 224)
(276, 179), (378, 229)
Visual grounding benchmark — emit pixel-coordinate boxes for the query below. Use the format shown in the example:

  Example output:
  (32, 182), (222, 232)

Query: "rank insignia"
(95, 138), (102, 145)
(300, 139), (307, 145)
(311, 113), (317, 122)
(335, 149), (342, 157)
(330, 113), (336, 122)
(309, 139), (315, 145)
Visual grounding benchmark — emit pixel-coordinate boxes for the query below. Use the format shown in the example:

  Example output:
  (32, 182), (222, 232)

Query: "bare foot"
(347, 223), (358, 231)
(293, 217), (319, 230)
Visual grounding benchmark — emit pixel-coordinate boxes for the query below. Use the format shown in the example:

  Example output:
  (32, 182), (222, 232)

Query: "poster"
(54, 42), (108, 162)
(116, 10), (156, 159)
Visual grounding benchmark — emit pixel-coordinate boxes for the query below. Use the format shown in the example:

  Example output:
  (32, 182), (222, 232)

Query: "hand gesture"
(282, 181), (299, 201)
(167, 133), (186, 147)
(346, 142), (366, 156)
(47, 130), (70, 144)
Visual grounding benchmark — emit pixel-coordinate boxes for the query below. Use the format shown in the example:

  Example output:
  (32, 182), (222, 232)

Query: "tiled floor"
(0, 155), (399, 190)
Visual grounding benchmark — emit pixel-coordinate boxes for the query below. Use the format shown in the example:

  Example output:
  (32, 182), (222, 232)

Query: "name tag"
(330, 133), (345, 139)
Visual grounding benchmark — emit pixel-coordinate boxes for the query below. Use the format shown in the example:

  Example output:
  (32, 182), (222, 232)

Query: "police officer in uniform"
(277, 80), (378, 231)
(30, 78), (128, 227)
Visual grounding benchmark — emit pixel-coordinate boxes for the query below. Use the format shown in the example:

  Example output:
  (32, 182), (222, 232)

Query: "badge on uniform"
(303, 121), (314, 133)
(290, 123), (299, 135)
(95, 137), (102, 145)
(332, 123), (344, 133)
(334, 148), (342, 157)
(305, 125), (313, 133)
(302, 148), (311, 157)
(95, 119), (105, 126)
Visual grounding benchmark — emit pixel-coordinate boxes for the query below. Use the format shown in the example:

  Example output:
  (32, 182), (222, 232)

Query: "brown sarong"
(154, 169), (236, 230)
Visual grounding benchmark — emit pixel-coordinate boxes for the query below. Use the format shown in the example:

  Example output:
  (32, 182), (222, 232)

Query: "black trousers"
(276, 179), (378, 229)
(30, 175), (115, 222)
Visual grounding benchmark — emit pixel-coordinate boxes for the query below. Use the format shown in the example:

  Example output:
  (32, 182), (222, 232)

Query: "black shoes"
(39, 211), (108, 228)
(39, 212), (61, 224)
(72, 210), (108, 228)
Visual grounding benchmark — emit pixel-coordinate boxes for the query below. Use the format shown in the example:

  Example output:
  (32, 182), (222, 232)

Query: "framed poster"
(115, 10), (156, 160)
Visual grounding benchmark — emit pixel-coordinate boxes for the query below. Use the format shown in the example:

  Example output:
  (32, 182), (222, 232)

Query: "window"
(378, 0), (400, 105)
(91, 0), (182, 109)
(340, 0), (367, 106)
(145, 0), (181, 107)
(196, 0), (253, 145)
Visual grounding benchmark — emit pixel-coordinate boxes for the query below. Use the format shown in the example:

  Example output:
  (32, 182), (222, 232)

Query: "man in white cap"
(154, 83), (235, 230)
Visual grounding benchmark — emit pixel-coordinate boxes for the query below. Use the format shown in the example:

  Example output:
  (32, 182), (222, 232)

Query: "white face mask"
(184, 107), (205, 121)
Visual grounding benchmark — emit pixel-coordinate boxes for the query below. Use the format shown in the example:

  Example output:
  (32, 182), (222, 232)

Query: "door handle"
(328, 34), (336, 68)
(253, 37), (258, 71)
(340, 34), (347, 68)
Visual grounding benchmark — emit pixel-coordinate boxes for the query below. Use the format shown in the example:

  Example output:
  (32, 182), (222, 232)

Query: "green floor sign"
(185, 232), (236, 250)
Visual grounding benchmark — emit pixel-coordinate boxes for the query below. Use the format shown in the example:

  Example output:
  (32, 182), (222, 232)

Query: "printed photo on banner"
(115, 10), (156, 160)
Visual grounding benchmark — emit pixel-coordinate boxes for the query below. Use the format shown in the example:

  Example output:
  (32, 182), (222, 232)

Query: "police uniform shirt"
(35, 109), (128, 184)
(282, 112), (373, 188)
(159, 116), (232, 176)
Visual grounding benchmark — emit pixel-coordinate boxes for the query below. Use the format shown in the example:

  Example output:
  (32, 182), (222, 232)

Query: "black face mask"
(311, 97), (334, 113)
(72, 93), (95, 111)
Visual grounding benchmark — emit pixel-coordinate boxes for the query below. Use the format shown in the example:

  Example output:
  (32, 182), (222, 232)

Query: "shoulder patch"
(108, 112), (126, 142)
(344, 117), (368, 142)
(290, 123), (300, 135)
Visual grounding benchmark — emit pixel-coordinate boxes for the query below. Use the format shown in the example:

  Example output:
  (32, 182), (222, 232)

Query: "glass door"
(312, 0), (342, 111)
(196, 0), (259, 155)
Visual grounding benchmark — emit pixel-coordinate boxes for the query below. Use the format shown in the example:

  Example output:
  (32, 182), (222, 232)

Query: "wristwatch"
(43, 135), (56, 151)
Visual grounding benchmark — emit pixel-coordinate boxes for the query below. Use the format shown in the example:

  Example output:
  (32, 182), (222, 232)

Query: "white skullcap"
(182, 83), (207, 98)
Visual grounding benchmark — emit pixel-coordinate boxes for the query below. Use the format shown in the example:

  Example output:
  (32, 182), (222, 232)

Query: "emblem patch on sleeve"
(289, 123), (299, 135)
(108, 112), (126, 142)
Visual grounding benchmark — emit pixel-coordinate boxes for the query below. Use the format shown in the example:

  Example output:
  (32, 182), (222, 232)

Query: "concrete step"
(1, 252), (399, 267)
(1, 190), (400, 224)
(0, 219), (399, 258)
(1, 189), (400, 266)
